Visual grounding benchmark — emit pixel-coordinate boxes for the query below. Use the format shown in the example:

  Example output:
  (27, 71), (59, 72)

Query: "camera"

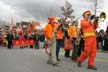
(90, 15), (99, 23)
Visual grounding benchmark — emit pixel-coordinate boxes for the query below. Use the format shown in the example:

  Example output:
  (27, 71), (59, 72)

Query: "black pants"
(77, 47), (82, 57)
(71, 38), (84, 60)
(71, 39), (78, 61)
(30, 45), (33, 48)
(77, 38), (84, 56)
(104, 38), (108, 51)
(64, 50), (70, 57)
(35, 41), (39, 49)
(20, 46), (24, 49)
(71, 45), (78, 61)
(7, 41), (12, 49)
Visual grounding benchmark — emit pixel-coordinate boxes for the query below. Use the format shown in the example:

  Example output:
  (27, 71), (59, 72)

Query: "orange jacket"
(55, 24), (63, 39)
(68, 25), (80, 38)
(80, 19), (98, 37)
(44, 24), (56, 41)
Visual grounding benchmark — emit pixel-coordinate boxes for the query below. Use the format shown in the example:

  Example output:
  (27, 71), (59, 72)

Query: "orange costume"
(44, 17), (56, 41)
(78, 11), (98, 67)
(64, 27), (72, 51)
(44, 18), (63, 40)
(56, 25), (63, 40)
(68, 25), (80, 39)
(44, 16), (59, 66)
(68, 24), (81, 60)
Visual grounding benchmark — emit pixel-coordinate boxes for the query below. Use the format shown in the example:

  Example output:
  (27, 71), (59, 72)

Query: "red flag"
(19, 23), (23, 34)
(9, 17), (14, 33)
(27, 23), (30, 36)
(1, 29), (6, 38)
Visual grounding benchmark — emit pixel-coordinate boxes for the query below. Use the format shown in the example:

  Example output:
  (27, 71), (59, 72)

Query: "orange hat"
(83, 10), (91, 16)
(48, 16), (55, 21)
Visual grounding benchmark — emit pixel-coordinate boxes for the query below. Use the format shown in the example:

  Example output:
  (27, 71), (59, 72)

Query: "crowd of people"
(0, 31), (46, 49)
(0, 10), (108, 70)
(44, 10), (108, 70)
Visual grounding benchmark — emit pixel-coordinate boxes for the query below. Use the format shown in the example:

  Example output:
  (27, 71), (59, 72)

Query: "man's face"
(84, 14), (91, 19)
(50, 21), (53, 24)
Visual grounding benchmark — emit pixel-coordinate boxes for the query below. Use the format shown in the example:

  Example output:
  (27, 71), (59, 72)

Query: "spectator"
(104, 26), (108, 51)
(29, 34), (34, 48)
(39, 32), (45, 49)
(6, 32), (13, 49)
(33, 32), (39, 49)
(97, 30), (105, 51)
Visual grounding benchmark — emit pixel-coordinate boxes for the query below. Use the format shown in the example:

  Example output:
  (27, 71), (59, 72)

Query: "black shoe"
(88, 66), (97, 70)
(47, 61), (52, 64)
(77, 62), (81, 67)
(57, 59), (61, 61)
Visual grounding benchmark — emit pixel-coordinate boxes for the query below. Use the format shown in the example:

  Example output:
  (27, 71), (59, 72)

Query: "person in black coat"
(97, 30), (105, 51)
(23, 33), (28, 48)
(29, 34), (34, 48)
(33, 32), (39, 49)
(39, 33), (45, 49)
(104, 26), (108, 51)
(6, 32), (13, 49)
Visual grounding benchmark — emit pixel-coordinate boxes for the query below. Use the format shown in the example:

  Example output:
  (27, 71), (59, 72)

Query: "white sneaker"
(98, 50), (102, 52)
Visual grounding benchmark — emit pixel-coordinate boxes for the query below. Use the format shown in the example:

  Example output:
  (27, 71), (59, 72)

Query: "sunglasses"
(86, 14), (91, 16)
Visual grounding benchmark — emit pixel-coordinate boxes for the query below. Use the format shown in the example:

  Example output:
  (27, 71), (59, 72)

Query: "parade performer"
(44, 16), (58, 66)
(77, 10), (98, 70)
(63, 24), (72, 58)
(54, 19), (63, 61)
(47, 27), (58, 66)
(68, 20), (81, 61)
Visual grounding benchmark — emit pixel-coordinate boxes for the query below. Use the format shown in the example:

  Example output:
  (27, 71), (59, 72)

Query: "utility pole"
(95, 0), (97, 16)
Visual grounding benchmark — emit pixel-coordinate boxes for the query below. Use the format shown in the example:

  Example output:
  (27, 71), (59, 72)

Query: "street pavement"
(0, 47), (108, 72)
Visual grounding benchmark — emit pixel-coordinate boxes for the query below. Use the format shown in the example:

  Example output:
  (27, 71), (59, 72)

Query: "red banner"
(12, 40), (35, 46)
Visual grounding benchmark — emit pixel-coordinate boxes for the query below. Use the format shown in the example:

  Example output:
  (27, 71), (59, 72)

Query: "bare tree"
(60, 1), (74, 24)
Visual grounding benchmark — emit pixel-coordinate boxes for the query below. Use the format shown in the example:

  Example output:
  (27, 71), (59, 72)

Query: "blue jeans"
(98, 42), (103, 50)
(56, 39), (62, 59)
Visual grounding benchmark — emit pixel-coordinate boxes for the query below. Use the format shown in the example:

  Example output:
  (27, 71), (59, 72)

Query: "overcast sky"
(0, 0), (107, 25)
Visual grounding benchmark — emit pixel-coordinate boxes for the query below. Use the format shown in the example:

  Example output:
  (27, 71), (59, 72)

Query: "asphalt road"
(0, 47), (108, 72)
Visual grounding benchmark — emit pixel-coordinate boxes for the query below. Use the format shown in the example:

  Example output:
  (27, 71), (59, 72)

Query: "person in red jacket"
(77, 10), (98, 70)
